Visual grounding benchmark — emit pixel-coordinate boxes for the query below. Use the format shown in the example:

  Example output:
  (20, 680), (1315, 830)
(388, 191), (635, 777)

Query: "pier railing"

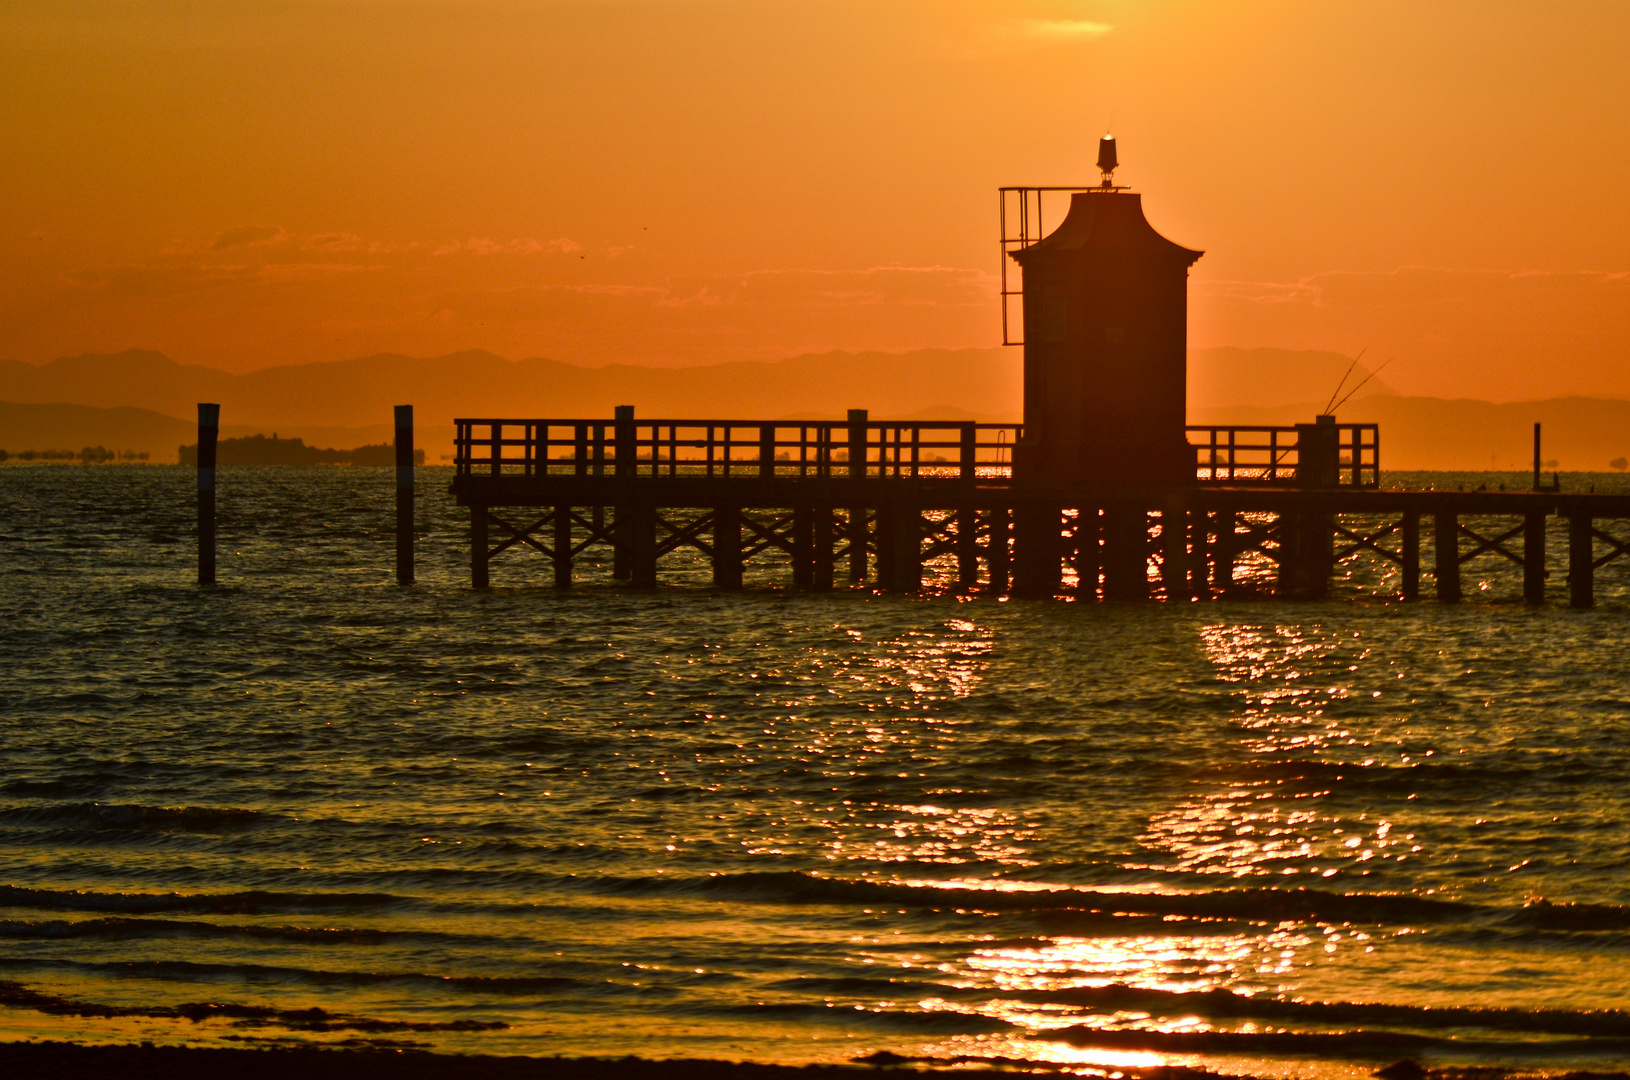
(454, 420), (1021, 480)
(454, 419), (1379, 486)
(1189, 423), (1379, 487)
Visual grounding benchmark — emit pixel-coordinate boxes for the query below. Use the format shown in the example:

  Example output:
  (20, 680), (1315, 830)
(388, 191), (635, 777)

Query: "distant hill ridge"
(0, 346), (1393, 428)
(2, 347), (1627, 470)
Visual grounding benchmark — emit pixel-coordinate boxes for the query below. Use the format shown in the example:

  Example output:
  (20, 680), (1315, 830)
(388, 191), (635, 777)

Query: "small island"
(177, 432), (425, 466)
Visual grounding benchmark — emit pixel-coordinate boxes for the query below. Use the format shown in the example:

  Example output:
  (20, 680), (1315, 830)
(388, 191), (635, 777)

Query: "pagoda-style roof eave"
(1009, 190), (1202, 267)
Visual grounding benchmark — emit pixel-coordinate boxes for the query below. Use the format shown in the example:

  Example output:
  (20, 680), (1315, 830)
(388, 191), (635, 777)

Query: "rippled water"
(2, 465), (1629, 1076)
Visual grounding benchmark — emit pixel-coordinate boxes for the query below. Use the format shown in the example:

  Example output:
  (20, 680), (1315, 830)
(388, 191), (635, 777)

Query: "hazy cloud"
(209, 224), (285, 251)
(303, 232), (365, 252)
(62, 263), (261, 298)
(1303, 267), (1629, 307)
(435, 236), (583, 256)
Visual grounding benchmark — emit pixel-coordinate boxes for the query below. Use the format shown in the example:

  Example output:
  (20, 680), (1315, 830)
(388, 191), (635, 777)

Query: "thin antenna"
(1321, 348), (1366, 416)
(1331, 357), (1393, 413)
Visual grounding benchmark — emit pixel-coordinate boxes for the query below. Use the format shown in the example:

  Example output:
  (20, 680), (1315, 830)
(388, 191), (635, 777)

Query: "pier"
(449, 413), (1630, 605)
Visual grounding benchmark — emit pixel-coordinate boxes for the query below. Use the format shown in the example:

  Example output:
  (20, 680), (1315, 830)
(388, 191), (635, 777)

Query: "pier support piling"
(395, 405), (414, 585)
(987, 508), (1011, 594)
(1401, 510), (1421, 601)
(792, 507), (814, 588)
(1434, 511), (1461, 601)
(1012, 503), (1061, 598)
(197, 403), (219, 586)
(1523, 512), (1546, 604)
(713, 506), (743, 590)
(471, 507), (490, 589)
(879, 502), (922, 591)
(1101, 505), (1147, 601)
(631, 502), (658, 588)
(956, 508), (978, 589)
(1569, 508), (1593, 608)
(554, 506), (573, 589)
(1160, 499), (1190, 601)
(813, 507), (835, 591)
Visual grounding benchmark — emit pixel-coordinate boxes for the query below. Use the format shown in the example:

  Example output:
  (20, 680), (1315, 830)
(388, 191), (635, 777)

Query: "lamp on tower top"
(1096, 134), (1118, 187)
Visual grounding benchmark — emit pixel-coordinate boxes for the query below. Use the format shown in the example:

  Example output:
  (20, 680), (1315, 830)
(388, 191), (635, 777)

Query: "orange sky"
(3, 0), (1628, 400)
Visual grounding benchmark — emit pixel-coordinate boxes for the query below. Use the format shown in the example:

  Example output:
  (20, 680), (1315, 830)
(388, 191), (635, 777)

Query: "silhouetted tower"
(1006, 137), (1203, 484)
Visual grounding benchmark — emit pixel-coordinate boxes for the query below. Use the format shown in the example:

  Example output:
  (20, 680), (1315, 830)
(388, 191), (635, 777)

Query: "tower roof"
(1010, 190), (1201, 267)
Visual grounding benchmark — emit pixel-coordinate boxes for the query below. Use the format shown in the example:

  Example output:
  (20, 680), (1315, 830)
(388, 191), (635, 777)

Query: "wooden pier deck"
(449, 411), (1630, 606)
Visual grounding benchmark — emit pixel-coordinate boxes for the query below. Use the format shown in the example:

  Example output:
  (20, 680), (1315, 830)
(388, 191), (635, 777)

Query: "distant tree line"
(0, 447), (150, 463)
(176, 433), (426, 466)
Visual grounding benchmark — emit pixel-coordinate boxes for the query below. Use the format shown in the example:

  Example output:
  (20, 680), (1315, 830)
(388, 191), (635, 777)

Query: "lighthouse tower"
(1008, 137), (1202, 485)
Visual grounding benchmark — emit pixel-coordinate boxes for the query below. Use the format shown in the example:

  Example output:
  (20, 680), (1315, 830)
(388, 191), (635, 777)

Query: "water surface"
(2, 465), (1628, 1076)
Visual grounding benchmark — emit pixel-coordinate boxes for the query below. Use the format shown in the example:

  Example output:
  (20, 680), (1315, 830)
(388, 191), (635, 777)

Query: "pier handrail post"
(614, 405), (635, 479)
(759, 425), (775, 479)
(959, 423), (976, 480)
(1533, 422), (1542, 491)
(613, 406), (635, 579)
(196, 403), (219, 586)
(846, 410), (868, 582)
(395, 405), (414, 585)
(847, 410), (867, 479)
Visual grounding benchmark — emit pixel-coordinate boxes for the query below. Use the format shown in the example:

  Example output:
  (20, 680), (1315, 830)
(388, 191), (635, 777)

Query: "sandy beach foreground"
(2, 1042), (1629, 1080)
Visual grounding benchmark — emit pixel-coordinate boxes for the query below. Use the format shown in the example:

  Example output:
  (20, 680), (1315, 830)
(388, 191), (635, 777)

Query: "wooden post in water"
(987, 507), (1010, 594)
(613, 406), (635, 580)
(713, 505), (743, 590)
(471, 507), (490, 589)
(1434, 510), (1461, 601)
(812, 507), (835, 591)
(1523, 512), (1546, 604)
(884, 502), (922, 591)
(394, 405), (414, 585)
(196, 403), (219, 585)
(1186, 511), (1208, 600)
(847, 410), (868, 582)
(1568, 506), (1593, 608)
(1215, 510), (1238, 595)
(631, 500), (658, 588)
(1101, 505), (1147, 601)
(1401, 509), (1421, 600)
(956, 508), (978, 589)
(553, 507), (572, 589)
(1013, 503), (1062, 599)
(792, 507), (814, 587)
(1160, 498), (1189, 601)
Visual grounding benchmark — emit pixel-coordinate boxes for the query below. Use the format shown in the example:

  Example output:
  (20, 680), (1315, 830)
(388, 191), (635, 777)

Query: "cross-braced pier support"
(452, 416), (1630, 606)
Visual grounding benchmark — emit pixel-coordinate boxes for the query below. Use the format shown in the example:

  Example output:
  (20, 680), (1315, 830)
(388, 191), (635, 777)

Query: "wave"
(575, 869), (1484, 925)
(1047, 1024), (1630, 1060)
(0, 979), (506, 1033)
(0, 884), (404, 916)
(0, 802), (270, 833)
(0, 955), (626, 998)
(1509, 898), (1630, 931)
(0, 916), (400, 946)
(767, 975), (1630, 1039)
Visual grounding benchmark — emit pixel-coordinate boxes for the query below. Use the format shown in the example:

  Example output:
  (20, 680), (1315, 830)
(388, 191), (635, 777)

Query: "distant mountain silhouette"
(0, 345), (1392, 427)
(2, 347), (1626, 470)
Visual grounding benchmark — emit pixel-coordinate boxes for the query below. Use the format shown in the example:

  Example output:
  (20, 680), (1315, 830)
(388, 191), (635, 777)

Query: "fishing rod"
(1331, 357), (1393, 414)
(1321, 348), (1366, 416)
